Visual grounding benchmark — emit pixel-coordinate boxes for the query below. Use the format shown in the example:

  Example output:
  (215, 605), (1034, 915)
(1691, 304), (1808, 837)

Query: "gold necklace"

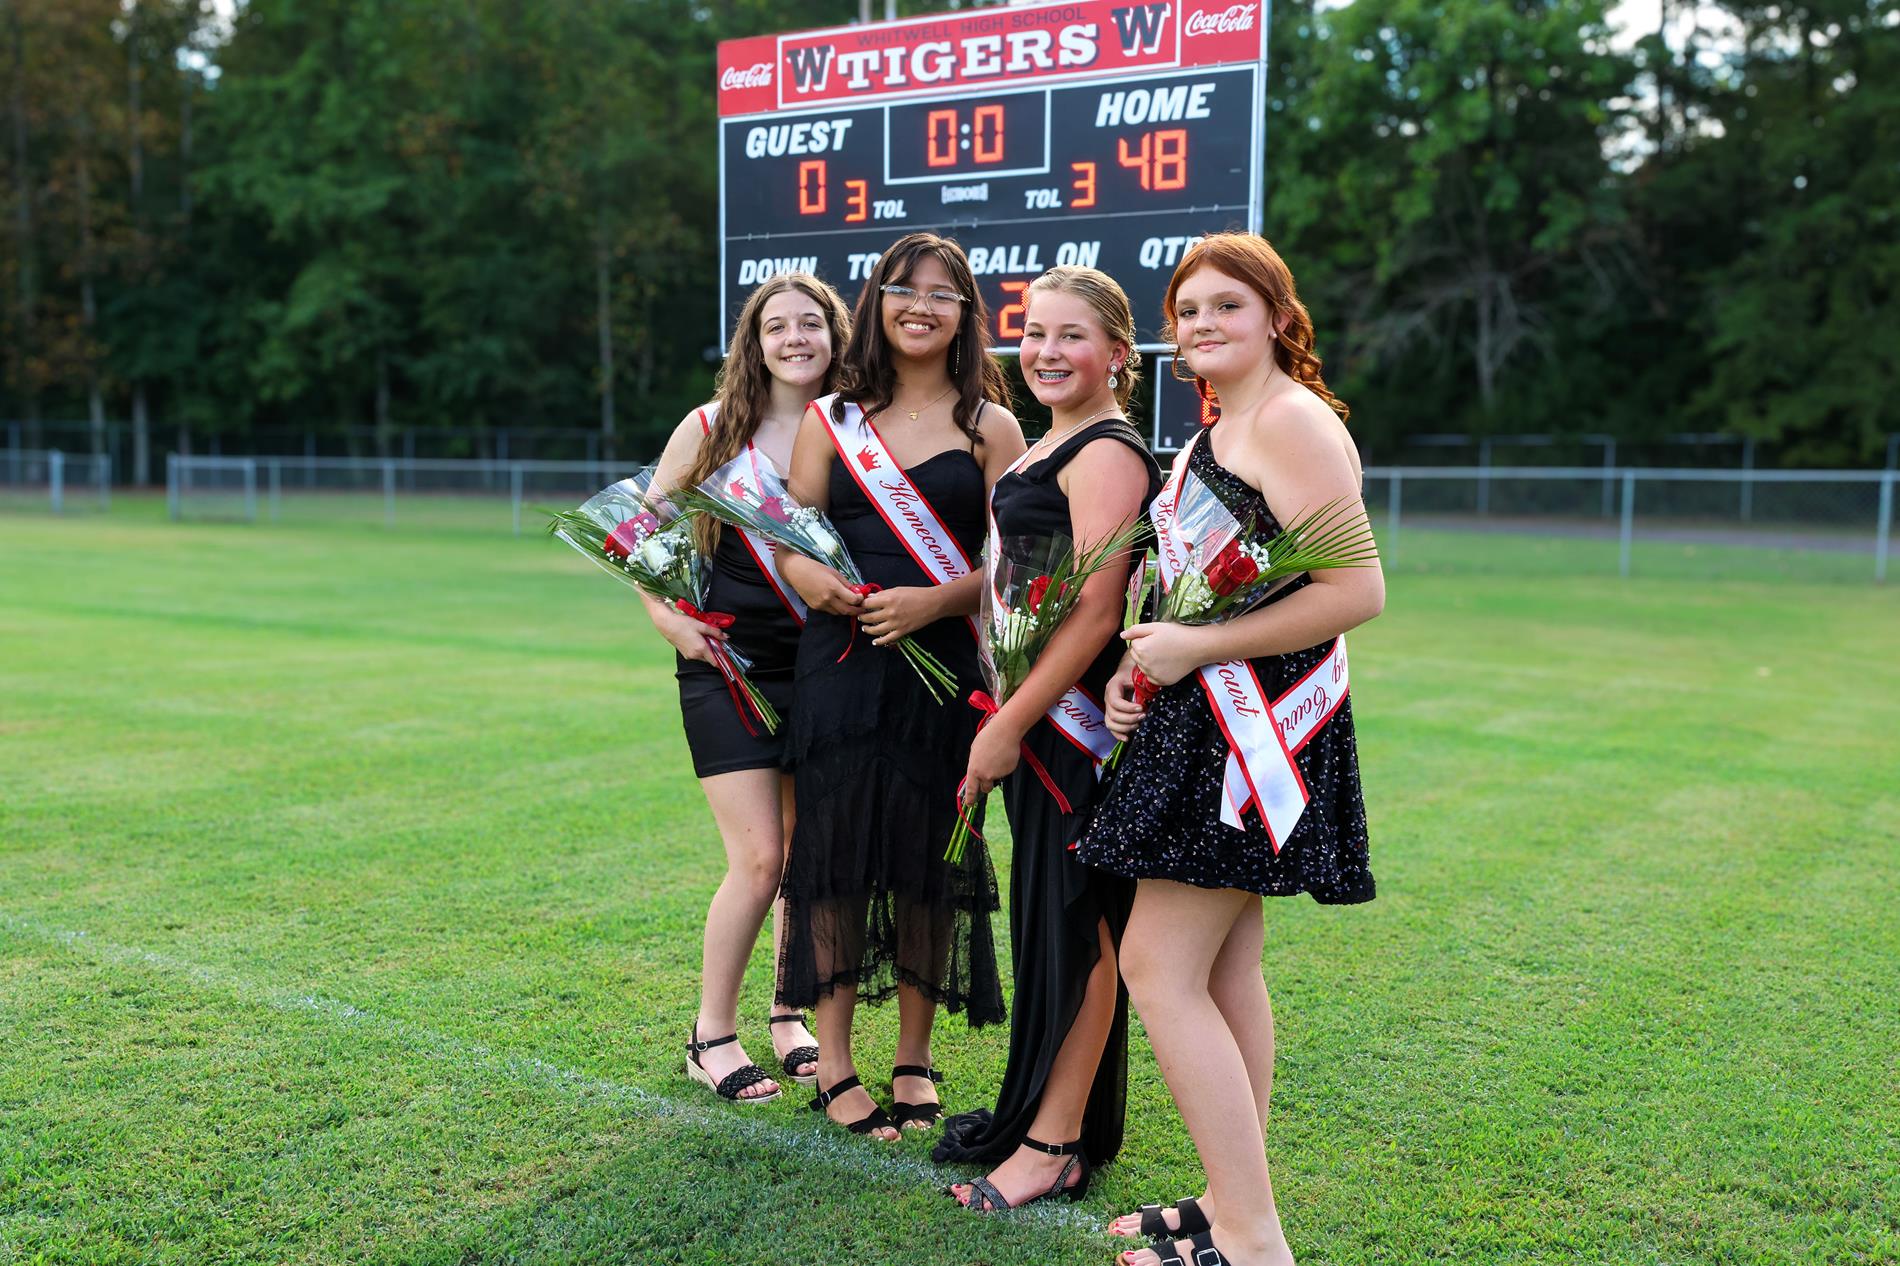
(895, 383), (956, 421)
(1027, 404), (1123, 461)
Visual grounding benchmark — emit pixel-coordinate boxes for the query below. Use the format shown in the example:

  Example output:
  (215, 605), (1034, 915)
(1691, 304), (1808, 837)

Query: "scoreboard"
(717, 1), (1268, 353)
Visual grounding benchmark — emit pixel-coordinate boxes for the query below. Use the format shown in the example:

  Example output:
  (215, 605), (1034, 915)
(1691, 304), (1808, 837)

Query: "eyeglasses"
(879, 284), (967, 311)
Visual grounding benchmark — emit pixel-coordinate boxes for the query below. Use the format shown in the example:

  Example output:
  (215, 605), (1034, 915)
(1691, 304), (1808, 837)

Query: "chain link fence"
(162, 455), (1896, 583)
(1361, 466), (1894, 583)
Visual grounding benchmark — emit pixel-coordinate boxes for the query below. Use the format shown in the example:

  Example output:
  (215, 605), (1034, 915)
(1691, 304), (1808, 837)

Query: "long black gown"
(934, 418), (1161, 1170)
(777, 420), (1005, 1026)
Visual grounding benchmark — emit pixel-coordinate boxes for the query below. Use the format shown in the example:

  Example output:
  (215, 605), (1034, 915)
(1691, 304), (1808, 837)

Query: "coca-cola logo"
(1184, 3), (1258, 35)
(721, 62), (773, 91)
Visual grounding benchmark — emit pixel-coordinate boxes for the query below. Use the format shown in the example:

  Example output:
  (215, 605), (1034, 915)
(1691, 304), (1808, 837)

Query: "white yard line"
(0, 912), (1099, 1231)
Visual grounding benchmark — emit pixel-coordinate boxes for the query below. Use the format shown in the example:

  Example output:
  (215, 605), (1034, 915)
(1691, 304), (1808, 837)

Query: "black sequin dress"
(935, 418), (1161, 1171)
(1074, 432), (1375, 904)
(777, 433), (1005, 1025)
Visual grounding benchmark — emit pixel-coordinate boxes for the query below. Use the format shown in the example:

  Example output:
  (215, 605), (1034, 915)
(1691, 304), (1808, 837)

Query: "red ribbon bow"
(674, 599), (736, 631)
(1131, 667), (1159, 709)
(837, 583), (884, 663)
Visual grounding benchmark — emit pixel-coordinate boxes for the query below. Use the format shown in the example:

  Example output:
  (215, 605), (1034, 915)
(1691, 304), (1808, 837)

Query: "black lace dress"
(777, 442), (1005, 1025)
(1074, 432), (1375, 904)
(935, 418), (1161, 1171)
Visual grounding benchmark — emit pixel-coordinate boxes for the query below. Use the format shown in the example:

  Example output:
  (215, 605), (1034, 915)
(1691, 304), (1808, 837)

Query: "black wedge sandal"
(685, 1025), (780, 1103)
(767, 1011), (819, 1087)
(954, 1136), (1090, 1212)
(890, 1064), (945, 1130)
(810, 1075), (898, 1139)
(1117, 1197), (1211, 1241)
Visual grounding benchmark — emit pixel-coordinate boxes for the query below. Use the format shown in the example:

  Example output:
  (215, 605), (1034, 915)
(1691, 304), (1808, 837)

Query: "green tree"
(1268, 0), (1640, 453)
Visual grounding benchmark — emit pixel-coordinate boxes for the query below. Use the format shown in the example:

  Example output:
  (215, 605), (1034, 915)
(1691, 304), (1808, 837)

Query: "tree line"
(3, 0), (1894, 481)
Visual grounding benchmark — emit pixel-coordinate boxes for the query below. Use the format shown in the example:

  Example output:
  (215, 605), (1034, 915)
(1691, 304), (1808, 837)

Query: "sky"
(199, 0), (1670, 47)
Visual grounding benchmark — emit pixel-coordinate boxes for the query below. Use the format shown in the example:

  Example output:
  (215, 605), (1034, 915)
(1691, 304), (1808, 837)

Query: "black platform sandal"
(1116, 1197), (1211, 1241)
(685, 1025), (780, 1103)
(767, 1012), (819, 1086)
(810, 1075), (898, 1139)
(954, 1136), (1090, 1212)
(890, 1064), (945, 1130)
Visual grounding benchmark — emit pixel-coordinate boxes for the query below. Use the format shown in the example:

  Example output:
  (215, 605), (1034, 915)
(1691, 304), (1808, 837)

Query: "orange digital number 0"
(798, 159), (827, 214)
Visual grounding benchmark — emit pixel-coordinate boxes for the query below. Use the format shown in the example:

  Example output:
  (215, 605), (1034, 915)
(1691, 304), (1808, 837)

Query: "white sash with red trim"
(1150, 430), (1350, 851)
(815, 394), (980, 639)
(696, 405), (806, 625)
(984, 444), (1118, 772)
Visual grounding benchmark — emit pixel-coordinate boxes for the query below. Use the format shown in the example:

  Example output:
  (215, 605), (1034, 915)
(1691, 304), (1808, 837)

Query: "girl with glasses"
(774, 232), (1025, 1141)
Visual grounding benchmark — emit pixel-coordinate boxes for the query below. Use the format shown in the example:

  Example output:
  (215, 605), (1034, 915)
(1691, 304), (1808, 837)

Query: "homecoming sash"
(984, 445), (1117, 773)
(815, 395), (981, 641)
(1151, 431), (1350, 851)
(696, 406), (807, 625)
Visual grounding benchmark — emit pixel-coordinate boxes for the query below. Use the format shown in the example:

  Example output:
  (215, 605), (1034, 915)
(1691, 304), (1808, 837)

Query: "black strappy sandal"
(767, 1011), (819, 1086)
(890, 1064), (945, 1130)
(684, 1025), (780, 1103)
(953, 1136), (1090, 1212)
(1116, 1197), (1211, 1240)
(810, 1075), (898, 1139)
(1142, 1231), (1231, 1266)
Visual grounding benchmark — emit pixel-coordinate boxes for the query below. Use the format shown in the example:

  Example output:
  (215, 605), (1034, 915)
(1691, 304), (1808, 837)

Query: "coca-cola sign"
(721, 62), (773, 91)
(1184, 4), (1258, 36)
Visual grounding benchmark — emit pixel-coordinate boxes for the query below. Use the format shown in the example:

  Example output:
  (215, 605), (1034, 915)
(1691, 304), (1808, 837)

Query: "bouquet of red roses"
(547, 469), (780, 734)
(677, 452), (959, 705)
(943, 524), (1145, 863)
(1132, 471), (1377, 708)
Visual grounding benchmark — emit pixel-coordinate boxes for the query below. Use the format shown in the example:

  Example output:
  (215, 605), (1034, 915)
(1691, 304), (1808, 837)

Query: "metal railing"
(1, 449), (113, 514)
(165, 455), (1898, 582)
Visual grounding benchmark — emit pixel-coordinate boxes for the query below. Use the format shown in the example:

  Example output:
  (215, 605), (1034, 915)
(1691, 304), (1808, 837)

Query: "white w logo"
(1110, 3), (1172, 56)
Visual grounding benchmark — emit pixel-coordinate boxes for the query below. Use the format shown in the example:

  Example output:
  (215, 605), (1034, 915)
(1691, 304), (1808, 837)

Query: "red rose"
(605, 519), (640, 558)
(1226, 554), (1259, 587)
(759, 496), (792, 524)
(1026, 575), (1052, 613)
(729, 479), (750, 499)
(1205, 540), (1249, 595)
(604, 512), (660, 559)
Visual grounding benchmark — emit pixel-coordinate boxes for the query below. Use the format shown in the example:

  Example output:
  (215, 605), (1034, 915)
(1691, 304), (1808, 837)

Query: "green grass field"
(2, 497), (1896, 1266)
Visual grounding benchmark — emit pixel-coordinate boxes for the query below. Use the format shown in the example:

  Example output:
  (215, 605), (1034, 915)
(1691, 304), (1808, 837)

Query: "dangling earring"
(950, 336), (961, 378)
(1108, 369), (1119, 390)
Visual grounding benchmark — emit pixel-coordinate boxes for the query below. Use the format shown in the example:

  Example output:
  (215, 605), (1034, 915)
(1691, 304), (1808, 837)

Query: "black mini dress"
(673, 521), (802, 779)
